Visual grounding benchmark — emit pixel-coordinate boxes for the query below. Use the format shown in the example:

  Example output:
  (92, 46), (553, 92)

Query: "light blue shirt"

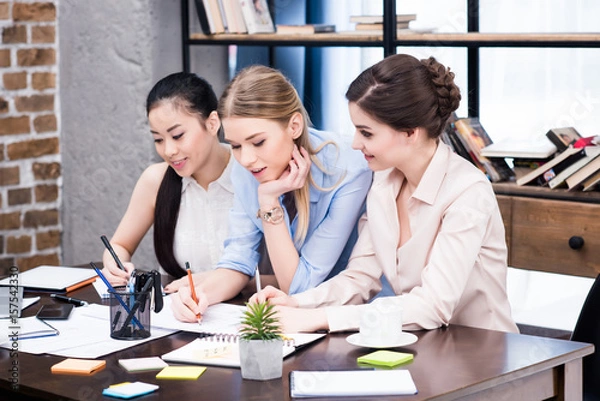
(218, 128), (373, 294)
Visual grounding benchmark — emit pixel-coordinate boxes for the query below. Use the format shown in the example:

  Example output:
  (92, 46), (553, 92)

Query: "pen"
(50, 293), (88, 307)
(185, 262), (202, 323)
(100, 235), (127, 272)
(255, 266), (262, 293)
(90, 262), (144, 330)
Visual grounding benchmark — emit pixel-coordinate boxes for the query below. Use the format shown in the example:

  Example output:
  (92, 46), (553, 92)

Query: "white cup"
(359, 298), (403, 345)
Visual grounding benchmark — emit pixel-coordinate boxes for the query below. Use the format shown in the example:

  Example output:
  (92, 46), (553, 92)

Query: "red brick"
(32, 25), (55, 43)
(13, 2), (56, 22)
(8, 187), (31, 205)
(0, 144), (4, 161)
(3, 71), (27, 90)
(7, 137), (59, 160)
(2, 25), (27, 44)
(35, 184), (57, 202)
(32, 72), (55, 90)
(0, 235), (3, 253)
(0, 49), (9, 67)
(15, 94), (54, 112)
(0, 212), (21, 230)
(0, 116), (30, 135)
(16, 253), (60, 271)
(23, 208), (58, 228)
(0, 166), (19, 185)
(0, 97), (7, 113)
(0, 259), (17, 277)
(34, 114), (56, 132)
(7, 235), (32, 253)
(32, 161), (60, 179)
(36, 229), (60, 250)
(17, 48), (55, 66)
(0, 3), (9, 19)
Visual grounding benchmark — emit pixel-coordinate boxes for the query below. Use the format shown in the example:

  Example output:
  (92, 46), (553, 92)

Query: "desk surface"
(0, 284), (594, 401)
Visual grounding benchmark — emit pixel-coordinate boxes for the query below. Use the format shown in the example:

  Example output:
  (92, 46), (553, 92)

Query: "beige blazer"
(294, 143), (518, 333)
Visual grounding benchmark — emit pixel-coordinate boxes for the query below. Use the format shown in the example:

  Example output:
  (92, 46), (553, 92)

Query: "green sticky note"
(156, 366), (207, 380)
(357, 350), (414, 367)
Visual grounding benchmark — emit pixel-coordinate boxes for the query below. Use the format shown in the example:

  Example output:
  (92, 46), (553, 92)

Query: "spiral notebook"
(160, 333), (326, 368)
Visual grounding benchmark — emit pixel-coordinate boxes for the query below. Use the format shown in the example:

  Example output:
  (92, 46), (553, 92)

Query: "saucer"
(346, 332), (418, 349)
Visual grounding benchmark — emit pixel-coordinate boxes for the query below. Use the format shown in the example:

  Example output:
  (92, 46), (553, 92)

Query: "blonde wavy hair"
(218, 65), (335, 245)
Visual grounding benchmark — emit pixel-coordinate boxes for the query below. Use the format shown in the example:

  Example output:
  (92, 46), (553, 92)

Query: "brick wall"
(0, 1), (60, 276)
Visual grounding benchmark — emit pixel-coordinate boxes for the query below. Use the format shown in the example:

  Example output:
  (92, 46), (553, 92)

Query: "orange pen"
(185, 262), (202, 323)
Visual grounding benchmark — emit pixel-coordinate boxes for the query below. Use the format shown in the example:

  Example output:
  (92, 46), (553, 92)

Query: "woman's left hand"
(257, 145), (311, 203)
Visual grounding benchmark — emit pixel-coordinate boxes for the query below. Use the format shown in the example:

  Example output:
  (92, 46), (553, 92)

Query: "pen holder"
(108, 287), (151, 340)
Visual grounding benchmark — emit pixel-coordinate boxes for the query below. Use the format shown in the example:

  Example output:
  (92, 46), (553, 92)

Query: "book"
(357, 350), (414, 367)
(453, 118), (515, 182)
(582, 169), (600, 191)
(193, 0), (211, 34)
(221, 0), (246, 33)
(548, 146), (600, 189)
(156, 366), (207, 380)
(239, 0), (274, 34)
(545, 127), (582, 152)
(565, 146), (600, 190)
(205, 0), (225, 33)
(276, 24), (335, 34)
(349, 14), (417, 24)
(51, 358), (106, 375)
(480, 137), (557, 159)
(0, 265), (98, 293)
(289, 370), (418, 398)
(516, 146), (586, 186)
(161, 332), (326, 368)
(353, 21), (411, 30)
(118, 356), (169, 372)
(102, 382), (159, 399)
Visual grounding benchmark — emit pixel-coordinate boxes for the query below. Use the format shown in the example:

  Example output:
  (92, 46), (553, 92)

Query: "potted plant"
(238, 301), (283, 381)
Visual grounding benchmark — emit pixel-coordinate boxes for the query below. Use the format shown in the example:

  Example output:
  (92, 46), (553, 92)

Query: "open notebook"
(161, 333), (326, 368)
(0, 265), (97, 293)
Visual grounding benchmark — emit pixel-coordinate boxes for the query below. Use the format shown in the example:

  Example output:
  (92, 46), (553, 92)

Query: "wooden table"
(0, 284), (593, 401)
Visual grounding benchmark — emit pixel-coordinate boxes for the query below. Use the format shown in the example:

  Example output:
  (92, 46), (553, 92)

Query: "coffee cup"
(359, 297), (403, 346)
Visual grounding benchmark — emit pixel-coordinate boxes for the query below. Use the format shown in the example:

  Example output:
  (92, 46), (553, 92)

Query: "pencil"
(185, 262), (202, 323)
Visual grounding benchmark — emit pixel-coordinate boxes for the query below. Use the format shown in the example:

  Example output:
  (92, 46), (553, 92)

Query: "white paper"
(0, 265), (97, 291)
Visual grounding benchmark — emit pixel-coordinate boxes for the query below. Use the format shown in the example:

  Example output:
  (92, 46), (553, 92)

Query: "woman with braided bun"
(252, 54), (518, 334)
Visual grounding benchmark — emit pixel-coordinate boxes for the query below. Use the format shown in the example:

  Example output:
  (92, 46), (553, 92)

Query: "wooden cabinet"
(495, 183), (600, 278)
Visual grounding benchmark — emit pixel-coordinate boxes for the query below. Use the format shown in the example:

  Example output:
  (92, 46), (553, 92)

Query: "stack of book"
(440, 115), (514, 183)
(195, 0), (274, 34)
(349, 14), (417, 33)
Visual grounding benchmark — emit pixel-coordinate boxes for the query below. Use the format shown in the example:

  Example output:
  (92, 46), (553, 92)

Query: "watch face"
(268, 206), (284, 224)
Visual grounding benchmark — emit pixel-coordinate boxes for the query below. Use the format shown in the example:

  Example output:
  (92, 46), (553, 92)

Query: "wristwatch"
(256, 206), (284, 224)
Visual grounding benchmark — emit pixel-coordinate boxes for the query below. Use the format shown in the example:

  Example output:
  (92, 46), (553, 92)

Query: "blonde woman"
(170, 65), (372, 321)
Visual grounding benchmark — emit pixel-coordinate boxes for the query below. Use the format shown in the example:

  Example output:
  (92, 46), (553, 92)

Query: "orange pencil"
(185, 262), (202, 322)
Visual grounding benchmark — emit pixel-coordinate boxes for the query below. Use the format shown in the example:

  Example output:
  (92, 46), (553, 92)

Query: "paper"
(118, 356), (168, 372)
(102, 382), (159, 399)
(357, 350), (414, 367)
(289, 370), (418, 397)
(156, 366), (207, 380)
(0, 265), (98, 292)
(51, 358), (106, 375)
(161, 333), (326, 368)
(0, 316), (59, 342)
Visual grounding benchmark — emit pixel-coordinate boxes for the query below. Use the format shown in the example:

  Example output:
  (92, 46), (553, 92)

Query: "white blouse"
(172, 154), (235, 273)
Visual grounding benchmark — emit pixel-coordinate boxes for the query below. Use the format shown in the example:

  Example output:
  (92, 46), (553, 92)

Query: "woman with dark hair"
(101, 72), (234, 286)
(252, 54), (518, 334)
(170, 65), (372, 322)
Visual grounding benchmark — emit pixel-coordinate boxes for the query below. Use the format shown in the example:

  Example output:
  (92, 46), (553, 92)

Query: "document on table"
(289, 370), (418, 398)
(0, 304), (176, 358)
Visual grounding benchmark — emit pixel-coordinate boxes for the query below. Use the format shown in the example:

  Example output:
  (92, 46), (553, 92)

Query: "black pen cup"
(108, 287), (151, 340)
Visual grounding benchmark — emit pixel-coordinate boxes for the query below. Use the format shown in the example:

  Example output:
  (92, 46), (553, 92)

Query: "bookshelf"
(181, 0), (600, 278)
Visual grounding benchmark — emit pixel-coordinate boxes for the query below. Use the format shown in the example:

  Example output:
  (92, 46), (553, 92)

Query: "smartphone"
(36, 304), (74, 320)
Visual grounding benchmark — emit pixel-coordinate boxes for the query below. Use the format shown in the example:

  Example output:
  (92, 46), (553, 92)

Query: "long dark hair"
(146, 72), (218, 278)
(346, 54), (461, 138)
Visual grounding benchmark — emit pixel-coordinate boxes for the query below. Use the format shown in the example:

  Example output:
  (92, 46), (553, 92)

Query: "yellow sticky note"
(156, 366), (207, 380)
(357, 350), (413, 367)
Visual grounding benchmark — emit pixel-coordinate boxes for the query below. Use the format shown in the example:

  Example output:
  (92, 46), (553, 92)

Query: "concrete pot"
(239, 338), (283, 380)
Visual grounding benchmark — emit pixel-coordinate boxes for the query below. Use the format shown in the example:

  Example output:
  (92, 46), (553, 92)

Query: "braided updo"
(346, 54), (461, 139)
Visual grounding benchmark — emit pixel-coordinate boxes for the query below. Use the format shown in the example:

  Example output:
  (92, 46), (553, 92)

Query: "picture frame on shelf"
(239, 0), (274, 34)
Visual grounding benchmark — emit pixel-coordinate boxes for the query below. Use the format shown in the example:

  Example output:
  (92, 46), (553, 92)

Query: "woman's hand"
(170, 285), (209, 323)
(250, 285), (299, 307)
(102, 261), (135, 287)
(164, 271), (210, 294)
(257, 145), (311, 205)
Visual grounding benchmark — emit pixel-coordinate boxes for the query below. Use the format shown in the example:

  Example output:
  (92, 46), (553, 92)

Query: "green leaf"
(239, 301), (282, 341)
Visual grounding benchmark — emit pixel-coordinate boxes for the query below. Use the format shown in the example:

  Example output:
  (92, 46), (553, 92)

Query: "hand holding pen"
(186, 262), (202, 323)
(100, 235), (134, 286)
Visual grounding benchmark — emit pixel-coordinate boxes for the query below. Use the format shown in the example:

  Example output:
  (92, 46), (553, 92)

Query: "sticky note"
(357, 350), (414, 367)
(102, 381), (159, 399)
(118, 356), (168, 372)
(156, 365), (207, 380)
(50, 358), (106, 375)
